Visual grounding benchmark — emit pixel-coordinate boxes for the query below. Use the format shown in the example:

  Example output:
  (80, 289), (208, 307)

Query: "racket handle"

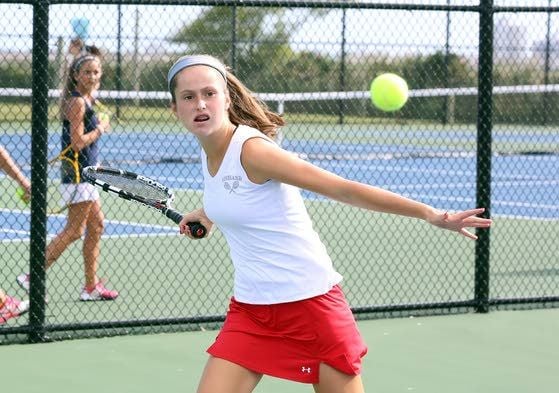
(164, 208), (207, 239)
(164, 208), (184, 224)
(188, 222), (207, 239)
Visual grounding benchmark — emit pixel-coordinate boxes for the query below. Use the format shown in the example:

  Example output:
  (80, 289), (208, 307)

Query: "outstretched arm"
(242, 138), (492, 239)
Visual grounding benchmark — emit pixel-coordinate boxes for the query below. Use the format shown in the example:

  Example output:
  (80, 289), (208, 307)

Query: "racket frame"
(82, 166), (206, 237)
(47, 145), (80, 214)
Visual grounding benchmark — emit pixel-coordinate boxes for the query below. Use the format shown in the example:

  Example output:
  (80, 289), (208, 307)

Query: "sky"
(0, 2), (557, 57)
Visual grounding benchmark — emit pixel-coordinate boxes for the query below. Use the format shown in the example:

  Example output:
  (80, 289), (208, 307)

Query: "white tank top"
(202, 125), (342, 304)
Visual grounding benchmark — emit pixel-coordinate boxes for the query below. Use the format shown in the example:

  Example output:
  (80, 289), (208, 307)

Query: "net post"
(445, 94), (455, 124)
(474, 0), (493, 314)
(277, 100), (284, 115)
(28, 0), (50, 343)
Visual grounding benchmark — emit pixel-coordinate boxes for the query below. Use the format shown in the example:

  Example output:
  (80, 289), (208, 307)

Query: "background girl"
(17, 53), (118, 302)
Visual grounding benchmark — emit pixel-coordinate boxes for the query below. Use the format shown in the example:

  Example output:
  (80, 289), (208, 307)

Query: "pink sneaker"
(16, 273), (30, 292)
(0, 296), (29, 324)
(80, 281), (119, 301)
(16, 273), (49, 302)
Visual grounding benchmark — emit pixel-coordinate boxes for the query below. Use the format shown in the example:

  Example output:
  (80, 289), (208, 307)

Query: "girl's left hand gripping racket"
(82, 166), (207, 238)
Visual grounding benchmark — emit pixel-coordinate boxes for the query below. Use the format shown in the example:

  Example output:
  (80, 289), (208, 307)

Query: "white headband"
(167, 55), (227, 91)
(73, 55), (97, 71)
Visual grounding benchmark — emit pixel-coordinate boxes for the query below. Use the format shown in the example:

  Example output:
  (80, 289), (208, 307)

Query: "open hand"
(428, 208), (492, 240)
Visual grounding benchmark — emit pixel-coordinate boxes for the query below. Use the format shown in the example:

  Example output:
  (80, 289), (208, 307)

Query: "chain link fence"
(1, 1), (557, 344)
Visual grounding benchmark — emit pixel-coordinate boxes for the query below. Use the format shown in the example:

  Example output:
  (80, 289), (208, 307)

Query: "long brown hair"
(59, 54), (101, 121)
(225, 71), (285, 139)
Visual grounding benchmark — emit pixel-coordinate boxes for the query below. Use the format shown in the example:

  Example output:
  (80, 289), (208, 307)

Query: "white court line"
(1, 230), (179, 244)
(491, 213), (559, 222)
(0, 227), (28, 235)
(0, 207), (178, 243)
(404, 193), (559, 213)
(0, 208), (180, 231)
(158, 175), (202, 186)
(316, 161), (559, 182)
(306, 189), (558, 213)
(491, 200), (559, 210)
(492, 179), (559, 187)
(378, 178), (559, 195)
(308, 161), (477, 176)
(387, 182), (477, 191)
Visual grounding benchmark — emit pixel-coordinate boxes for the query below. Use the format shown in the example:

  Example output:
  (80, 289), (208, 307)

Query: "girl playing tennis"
(17, 52), (118, 301)
(168, 54), (492, 393)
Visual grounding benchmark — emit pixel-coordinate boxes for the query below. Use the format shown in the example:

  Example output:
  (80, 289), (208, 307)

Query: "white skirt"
(60, 183), (100, 205)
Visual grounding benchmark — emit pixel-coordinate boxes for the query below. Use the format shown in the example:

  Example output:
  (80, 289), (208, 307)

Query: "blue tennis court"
(1, 125), (558, 243)
(0, 208), (177, 242)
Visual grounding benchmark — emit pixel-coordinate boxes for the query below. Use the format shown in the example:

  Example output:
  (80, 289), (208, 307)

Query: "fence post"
(29, 0), (50, 342)
(338, 8), (347, 125)
(115, 4), (123, 119)
(542, 0), (552, 125)
(475, 0), (493, 313)
(230, 5), (237, 71)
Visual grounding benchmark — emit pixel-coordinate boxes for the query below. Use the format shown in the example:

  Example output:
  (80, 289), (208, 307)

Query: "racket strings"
(93, 172), (170, 202)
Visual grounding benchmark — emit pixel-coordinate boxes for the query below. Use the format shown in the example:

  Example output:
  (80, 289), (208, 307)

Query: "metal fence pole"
(230, 5), (237, 71)
(543, 0), (552, 125)
(474, 0), (493, 313)
(29, 0), (50, 343)
(442, 0), (451, 125)
(115, 4), (123, 119)
(338, 8), (346, 125)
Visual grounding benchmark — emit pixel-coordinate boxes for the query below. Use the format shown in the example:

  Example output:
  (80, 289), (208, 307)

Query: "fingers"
(179, 221), (193, 236)
(445, 208), (492, 240)
(178, 216), (190, 235)
(451, 207), (486, 220)
(452, 212), (492, 228)
(460, 228), (478, 240)
(467, 218), (492, 228)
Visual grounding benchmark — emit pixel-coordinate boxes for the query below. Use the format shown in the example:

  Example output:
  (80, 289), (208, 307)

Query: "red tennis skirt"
(207, 284), (368, 384)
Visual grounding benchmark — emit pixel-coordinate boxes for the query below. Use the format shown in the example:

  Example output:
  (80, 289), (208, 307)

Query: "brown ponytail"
(225, 72), (285, 139)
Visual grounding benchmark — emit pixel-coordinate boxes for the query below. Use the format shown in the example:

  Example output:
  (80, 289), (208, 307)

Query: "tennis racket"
(47, 145), (80, 214)
(82, 165), (207, 238)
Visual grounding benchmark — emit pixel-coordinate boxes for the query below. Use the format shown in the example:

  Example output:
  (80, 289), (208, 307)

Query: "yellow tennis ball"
(98, 112), (110, 123)
(16, 186), (28, 204)
(370, 73), (409, 112)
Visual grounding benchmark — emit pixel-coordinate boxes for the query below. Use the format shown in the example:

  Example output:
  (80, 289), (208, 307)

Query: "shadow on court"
(1, 308), (557, 393)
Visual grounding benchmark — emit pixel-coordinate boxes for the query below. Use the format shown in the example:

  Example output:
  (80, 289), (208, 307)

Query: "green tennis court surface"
(2, 308), (557, 393)
(1, 119), (557, 352)
(1, 180), (557, 328)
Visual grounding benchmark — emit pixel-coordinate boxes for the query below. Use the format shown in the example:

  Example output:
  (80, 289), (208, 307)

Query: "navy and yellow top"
(60, 91), (100, 184)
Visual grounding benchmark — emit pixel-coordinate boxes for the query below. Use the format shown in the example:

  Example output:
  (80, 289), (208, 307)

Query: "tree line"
(1, 6), (558, 125)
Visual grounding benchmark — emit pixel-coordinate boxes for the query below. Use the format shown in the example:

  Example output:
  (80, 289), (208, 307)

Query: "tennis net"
(3, 82), (559, 115)
(1, 84), (558, 167)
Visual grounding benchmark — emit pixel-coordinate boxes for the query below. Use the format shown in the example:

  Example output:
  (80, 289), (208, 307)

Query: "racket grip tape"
(188, 222), (207, 239)
(164, 208), (207, 239)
